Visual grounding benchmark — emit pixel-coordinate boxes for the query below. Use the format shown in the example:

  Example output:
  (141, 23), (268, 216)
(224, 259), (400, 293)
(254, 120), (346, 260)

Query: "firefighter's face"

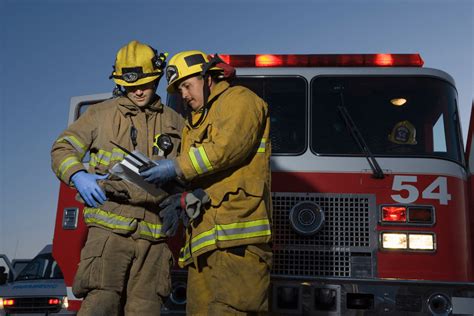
(124, 81), (156, 107)
(178, 76), (210, 111)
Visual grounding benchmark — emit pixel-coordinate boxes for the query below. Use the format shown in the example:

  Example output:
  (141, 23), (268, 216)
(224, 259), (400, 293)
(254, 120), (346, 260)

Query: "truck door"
(0, 255), (15, 285)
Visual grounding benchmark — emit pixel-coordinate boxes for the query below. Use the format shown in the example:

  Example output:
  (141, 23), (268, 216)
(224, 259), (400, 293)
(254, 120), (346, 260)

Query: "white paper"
(110, 150), (164, 196)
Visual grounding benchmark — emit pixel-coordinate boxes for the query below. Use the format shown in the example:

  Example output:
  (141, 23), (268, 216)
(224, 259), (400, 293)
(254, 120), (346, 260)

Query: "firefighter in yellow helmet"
(51, 40), (184, 315)
(141, 51), (272, 315)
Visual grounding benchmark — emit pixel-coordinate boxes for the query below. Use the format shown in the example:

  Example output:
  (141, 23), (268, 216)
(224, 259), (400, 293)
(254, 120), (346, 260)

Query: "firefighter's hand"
(71, 171), (108, 208)
(140, 159), (177, 186)
(159, 193), (183, 237)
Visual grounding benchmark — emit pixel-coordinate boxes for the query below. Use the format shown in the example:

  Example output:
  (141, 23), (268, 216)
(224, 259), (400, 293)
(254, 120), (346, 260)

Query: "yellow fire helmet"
(166, 50), (223, 93)
(110, 40), (168, 87)
(388, 120), (417, 145)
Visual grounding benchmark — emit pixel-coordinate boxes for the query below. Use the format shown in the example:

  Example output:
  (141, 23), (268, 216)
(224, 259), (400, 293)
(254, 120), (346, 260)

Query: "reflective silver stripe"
(190, 229), (216, 252)
(179, 219), (272, 262)
(83, 208), (137, 231)
(179, 245), (191, 262)
(58, 156), (81, 179)
(58, 135), (87, 155)
(90, 149), (124, 167)
(258, 138), (266, 153)
(139, 221), (165, 239)
(216, 222), (271, 240)
(179, 228), (216, 262)
(111, 148), (125, 162)
(189, 147), (213, 175)
(94, 150), (111, 166)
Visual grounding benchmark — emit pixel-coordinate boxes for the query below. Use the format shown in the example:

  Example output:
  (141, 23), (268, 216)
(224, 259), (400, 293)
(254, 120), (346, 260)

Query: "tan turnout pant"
(186, 244), (272, 316)
(73, 227), (173, 316)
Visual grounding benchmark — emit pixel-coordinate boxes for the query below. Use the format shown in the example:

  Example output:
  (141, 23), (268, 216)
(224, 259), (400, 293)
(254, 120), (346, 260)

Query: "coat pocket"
(72, 231), (109, 298)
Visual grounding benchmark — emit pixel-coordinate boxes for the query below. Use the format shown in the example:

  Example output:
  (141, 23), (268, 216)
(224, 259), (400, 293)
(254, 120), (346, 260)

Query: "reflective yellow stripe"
(111, 148), (125, 162)
(189, 146), (213, 175)
(179, 246), (191, 263)
(258, 138), (266, 153)
(90, 148), (125, 167)
(58, 156), (81, 179)
(179, 219), (271, 262)
(84, 208), (137, 231)
(139, 221), (165, 239)
(57, 135), (87, 154)
(84, 217), (135, 231)
(217, 219), (271, 241)
(192, 229), (217, 253)
(84, 208), (165, 240)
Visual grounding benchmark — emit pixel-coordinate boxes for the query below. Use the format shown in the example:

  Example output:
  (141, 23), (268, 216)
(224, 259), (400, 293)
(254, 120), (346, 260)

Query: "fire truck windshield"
(15, 253), (63, 281)
(311, 76), (463, 164)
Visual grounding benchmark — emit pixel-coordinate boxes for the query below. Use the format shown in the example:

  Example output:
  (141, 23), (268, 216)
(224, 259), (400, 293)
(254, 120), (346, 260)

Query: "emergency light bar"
(219, 53), (424, 68)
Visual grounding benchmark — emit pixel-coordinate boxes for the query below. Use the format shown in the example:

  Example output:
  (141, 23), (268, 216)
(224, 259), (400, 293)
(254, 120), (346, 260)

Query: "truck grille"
(4, 297), (62, 314)
(272, 193), (376, 278)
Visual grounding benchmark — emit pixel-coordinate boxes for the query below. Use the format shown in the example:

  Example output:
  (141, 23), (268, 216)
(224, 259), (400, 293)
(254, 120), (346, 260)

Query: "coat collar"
(186, 81), (230, 128)
(117, 94), (163, 116)
(208, 81), (230, 104)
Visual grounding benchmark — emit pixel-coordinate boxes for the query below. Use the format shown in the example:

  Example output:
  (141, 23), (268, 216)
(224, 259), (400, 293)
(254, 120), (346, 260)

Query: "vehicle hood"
(0, 279), (66, 297)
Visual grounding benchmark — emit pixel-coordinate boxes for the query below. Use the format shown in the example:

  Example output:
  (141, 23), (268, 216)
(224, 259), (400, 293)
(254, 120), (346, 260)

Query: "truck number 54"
(391, 175), (452, 205)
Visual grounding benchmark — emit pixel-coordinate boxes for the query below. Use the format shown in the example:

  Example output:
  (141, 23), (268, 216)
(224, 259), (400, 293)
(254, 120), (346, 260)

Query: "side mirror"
(0, 268), (7, 285)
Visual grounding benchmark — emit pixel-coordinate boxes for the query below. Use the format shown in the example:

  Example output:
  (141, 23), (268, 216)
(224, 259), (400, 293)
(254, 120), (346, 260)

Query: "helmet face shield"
(111, 40), (167, 87)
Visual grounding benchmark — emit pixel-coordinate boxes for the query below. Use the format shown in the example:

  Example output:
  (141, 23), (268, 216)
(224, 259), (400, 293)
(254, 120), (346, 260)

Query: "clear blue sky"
(0, 0), (472, 259)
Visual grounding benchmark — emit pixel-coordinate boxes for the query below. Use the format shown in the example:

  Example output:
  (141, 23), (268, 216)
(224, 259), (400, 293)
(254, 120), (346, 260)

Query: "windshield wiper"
(335, 85), (385, 179)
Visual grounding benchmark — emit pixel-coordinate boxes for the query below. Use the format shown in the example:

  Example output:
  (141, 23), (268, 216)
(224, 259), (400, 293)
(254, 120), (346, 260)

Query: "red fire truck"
(52, 54), (474, 315)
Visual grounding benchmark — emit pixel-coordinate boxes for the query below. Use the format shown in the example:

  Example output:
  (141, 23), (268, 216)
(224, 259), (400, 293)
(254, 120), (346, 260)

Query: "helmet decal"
(184, 54), (206, 67)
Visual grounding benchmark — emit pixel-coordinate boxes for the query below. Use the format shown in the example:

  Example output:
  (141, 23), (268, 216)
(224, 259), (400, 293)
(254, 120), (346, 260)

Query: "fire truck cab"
(53, 54), (474, 315)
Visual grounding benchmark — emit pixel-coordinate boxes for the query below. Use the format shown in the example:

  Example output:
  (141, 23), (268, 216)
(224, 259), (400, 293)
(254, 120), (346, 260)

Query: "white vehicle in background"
(0, 245), (73, 315)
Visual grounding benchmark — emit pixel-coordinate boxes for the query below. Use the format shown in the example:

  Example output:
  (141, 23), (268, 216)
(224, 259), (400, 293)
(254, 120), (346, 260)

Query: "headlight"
(381, 232), (407, 249)
(381, 232), (435, 251)
(408, 233), (435, 250)
(61, 296), (69, 309)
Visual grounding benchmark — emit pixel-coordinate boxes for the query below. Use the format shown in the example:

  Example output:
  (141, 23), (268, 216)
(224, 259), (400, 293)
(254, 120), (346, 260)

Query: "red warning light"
(374, 54), (395, 66)
(382, 206), (407, 222)
(218, 54), (230, 64)
(256, 54), (283, 67)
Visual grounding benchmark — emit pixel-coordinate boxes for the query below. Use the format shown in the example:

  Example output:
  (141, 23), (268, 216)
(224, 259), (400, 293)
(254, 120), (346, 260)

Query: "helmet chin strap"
(114, 78), (161, 107)
(187, 54), (224, 128)
(188, 75), (211, 128)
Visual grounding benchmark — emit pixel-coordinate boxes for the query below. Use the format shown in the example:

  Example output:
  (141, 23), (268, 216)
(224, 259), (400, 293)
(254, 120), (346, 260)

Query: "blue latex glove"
(140, 159), (177, 186)
(71, 171), (108, 208)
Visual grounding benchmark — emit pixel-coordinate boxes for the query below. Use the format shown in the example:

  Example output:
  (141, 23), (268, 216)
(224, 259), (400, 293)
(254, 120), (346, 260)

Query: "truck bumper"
(270, 276), (474, 315)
